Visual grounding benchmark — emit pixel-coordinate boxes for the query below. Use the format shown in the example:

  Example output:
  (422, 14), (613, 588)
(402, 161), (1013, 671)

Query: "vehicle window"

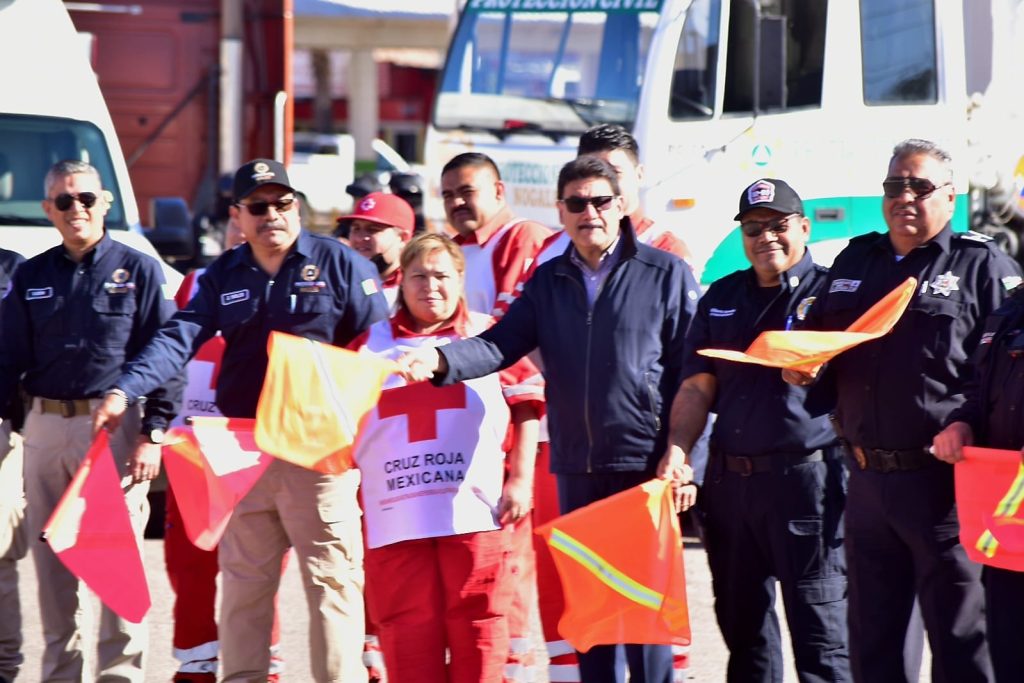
(0, 114), (127, 229)
(435, 9), (658, 134)
(723, 0), (828, 114)
(860, 0), (937, 105)
(668, 0), (722, 120)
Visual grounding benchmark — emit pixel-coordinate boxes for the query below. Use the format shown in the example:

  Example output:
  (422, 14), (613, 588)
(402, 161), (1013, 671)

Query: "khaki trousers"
(0, 420), (26, 682)
(218, 460), (366, 683)
(23, 401), (150, 683)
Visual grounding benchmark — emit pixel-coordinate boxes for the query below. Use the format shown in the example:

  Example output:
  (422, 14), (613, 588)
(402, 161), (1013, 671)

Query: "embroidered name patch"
(709, 308), (736, 317)
(221, 289), (250, 305)
(26, 287), (53, 300)
(829, 279), (861, 294)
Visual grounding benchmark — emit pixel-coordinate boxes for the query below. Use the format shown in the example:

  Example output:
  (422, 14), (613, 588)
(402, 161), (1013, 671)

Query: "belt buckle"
(876, 449), (899, 474)
(59, 400), (76, 418)
(736, 456), (754, 477)
(851, 446), (867, 470)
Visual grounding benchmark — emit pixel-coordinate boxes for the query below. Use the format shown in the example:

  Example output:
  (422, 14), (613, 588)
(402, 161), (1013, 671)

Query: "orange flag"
(699, 277), (917, 370)
(956, 446), (1024, 571)
(255, 331), (397, 473)
(41, 431), (150, 623)
(534, 479), (690, 653)
(163, 417), (272, 551)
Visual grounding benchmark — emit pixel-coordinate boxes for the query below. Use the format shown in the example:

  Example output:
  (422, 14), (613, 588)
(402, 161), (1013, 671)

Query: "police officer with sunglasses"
(788, 139), (1023, 682)
(92, 158), (388, 683)
(0, 160), (180, 682)
(660, 178), (850, 682)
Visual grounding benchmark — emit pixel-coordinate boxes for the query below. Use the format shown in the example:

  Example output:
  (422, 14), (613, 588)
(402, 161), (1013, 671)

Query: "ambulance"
(0, 0), (183, 290)
(425, 0), (1024, 284)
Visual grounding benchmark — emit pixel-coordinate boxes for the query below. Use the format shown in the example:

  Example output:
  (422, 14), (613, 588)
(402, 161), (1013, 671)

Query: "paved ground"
(16, 533), (929, 681)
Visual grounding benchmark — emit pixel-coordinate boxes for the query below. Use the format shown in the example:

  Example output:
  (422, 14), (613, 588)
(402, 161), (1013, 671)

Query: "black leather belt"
(850, 445), (934, 473)
(721, 451), (824, 477)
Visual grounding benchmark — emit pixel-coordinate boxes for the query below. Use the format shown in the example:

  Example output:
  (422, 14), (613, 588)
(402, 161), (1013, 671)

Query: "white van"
(0, 0), (182, 290)
(425, 0), (1024, 284)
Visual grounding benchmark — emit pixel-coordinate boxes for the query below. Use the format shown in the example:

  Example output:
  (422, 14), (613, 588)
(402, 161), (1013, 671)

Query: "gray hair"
(891, 139), (955, 184)
(43, 160), (101, 195)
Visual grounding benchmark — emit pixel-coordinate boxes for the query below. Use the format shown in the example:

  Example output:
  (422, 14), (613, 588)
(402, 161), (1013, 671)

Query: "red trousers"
(365, 529), (515, 683)
(164, 484), (285, 674)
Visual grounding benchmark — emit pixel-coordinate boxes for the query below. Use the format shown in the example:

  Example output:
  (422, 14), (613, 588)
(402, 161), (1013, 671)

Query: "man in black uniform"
(657, 179), (849, 683)
(0, 160), (178, 682)
(933, 287), (1024, 683)
(789, 139), (1022, 682)
(93, 158), (389, 682)
(0, 247), (25, 683)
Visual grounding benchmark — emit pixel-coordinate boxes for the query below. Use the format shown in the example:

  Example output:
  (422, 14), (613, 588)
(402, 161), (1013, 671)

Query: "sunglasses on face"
(51, 192), (99, 211)
(238, 197), (295, 216)
(560, 195), (616, 214)
(740, 214), (797, 238)
(882, 177), (949, 200)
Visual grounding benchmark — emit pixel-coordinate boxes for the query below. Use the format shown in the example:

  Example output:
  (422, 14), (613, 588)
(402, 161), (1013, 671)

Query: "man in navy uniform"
(658, 179), (849, 682)
(0, 160), (178, 682)
(789, 139), (1022, 682)
(93, 158), (388, 682)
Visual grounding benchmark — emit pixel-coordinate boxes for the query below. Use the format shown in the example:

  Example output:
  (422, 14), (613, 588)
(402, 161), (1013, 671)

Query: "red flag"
(534, 479), (690, 653)
(41, 431), (150, 623)
(163, 417), (272, 551)
(956, 446), (1024, 571)
(255, 331), (397, 473)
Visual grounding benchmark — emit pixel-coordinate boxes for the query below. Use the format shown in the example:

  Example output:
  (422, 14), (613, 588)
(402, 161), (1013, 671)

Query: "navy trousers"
(699, 447), (850, 683)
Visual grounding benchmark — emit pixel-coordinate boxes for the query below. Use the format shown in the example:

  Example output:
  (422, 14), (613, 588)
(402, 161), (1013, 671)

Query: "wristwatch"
(145, 428), (166, 445)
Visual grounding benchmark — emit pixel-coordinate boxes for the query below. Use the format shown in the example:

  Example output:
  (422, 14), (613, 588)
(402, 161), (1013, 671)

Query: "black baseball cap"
(734, 178), (804, 221)
(233, 159), (296, 202)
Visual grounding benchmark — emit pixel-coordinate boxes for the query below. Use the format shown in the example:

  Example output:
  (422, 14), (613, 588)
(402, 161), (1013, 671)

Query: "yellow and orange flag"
(956, 446), (1024, 571)
(163, 417), (272, 551)
(534, 479), (690, 653)
(255, 331), (397, 473)
(698, 277), (917, 370)
(42, 432), (150, 623)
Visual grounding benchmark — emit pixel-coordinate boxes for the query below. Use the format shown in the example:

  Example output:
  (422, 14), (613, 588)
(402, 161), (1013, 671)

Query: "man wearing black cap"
(93, 158), (389, 682)
(658, 178), (851, 682)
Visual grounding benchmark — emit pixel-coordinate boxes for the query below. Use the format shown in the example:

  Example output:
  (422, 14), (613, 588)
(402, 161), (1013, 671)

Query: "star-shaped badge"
(930, 270), (960, 297)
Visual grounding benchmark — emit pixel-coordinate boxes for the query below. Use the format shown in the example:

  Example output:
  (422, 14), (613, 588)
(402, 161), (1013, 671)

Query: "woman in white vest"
(350, 233), (542, 683)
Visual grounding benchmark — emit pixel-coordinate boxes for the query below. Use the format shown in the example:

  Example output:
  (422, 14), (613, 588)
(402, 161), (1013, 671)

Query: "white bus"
(425, 0), (1024, 284)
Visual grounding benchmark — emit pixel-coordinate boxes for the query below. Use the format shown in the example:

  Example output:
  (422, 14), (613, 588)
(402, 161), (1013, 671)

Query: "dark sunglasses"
(51, 192), (99, 211)
(740, 213), (798, 238)
(561, 195), (616, 214)
(882, 177), (949, 199)
(238, 197), (295, 216)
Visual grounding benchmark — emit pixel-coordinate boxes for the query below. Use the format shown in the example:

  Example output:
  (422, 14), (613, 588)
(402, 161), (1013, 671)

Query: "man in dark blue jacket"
(398, 155), (700, 683)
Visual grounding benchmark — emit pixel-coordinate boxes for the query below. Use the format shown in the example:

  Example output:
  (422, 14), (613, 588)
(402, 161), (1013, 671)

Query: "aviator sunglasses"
(882, 177), (950, 200)
(51, 192), (99, 211)
(560, 195), (616, 214)
(238, 197), (296, 216)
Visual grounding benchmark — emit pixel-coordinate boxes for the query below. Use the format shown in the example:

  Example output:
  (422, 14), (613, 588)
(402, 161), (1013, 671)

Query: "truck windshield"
(0, 114), (127, 229)
(434, 6), (661, 135)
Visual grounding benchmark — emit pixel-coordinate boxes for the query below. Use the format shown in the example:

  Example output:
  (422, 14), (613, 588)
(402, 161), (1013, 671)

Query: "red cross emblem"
(377, 381), (467, 442)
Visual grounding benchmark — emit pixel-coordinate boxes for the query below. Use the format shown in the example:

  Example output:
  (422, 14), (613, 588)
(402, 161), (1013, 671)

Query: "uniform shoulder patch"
(956, 230), (993, 244)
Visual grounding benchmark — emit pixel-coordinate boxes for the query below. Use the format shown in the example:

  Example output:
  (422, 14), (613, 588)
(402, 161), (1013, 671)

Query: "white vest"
(354, 315), (510, 548)
(172, 270), (225, 428)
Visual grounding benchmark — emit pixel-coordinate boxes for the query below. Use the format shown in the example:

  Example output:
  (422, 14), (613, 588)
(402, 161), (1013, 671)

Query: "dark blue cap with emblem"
(734, 178), (804, 221)
(233, 158), (297, 202)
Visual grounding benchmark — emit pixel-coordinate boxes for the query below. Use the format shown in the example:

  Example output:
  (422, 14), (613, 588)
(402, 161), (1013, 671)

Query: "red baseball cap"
(339, 192), (415, 237)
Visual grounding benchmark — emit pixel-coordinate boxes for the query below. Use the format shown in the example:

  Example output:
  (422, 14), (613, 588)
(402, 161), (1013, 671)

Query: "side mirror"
(145, 197), (195, 260)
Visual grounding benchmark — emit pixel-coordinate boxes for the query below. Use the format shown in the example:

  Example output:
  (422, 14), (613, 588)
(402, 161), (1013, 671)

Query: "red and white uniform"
(455, 207), (550, 682)
(351, 307), (542, 683)
(454, 207), (551, 319)
(510, 212), (692, 683)
(165, 269), (284, 680)
(381, 269), (402, 311)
